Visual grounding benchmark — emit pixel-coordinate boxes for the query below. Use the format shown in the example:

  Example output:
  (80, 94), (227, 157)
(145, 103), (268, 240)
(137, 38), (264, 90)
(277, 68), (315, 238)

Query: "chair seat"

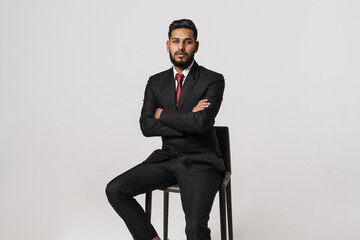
(161, 184), (180, 193)
(160, 170), (231, 193)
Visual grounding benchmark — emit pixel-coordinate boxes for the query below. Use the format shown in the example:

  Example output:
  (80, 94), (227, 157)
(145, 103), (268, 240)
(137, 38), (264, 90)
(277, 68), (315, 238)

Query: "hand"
(192, 99), (210, 113)
(154, 108), (163, 119)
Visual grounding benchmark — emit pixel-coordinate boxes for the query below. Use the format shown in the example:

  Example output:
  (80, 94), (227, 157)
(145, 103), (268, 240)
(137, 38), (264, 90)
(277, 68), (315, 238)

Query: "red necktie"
(175, 73), (184, 108)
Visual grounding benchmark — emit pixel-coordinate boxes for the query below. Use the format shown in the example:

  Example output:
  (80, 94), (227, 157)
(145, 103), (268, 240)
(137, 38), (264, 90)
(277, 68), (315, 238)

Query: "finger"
(199, 103), (210, 108)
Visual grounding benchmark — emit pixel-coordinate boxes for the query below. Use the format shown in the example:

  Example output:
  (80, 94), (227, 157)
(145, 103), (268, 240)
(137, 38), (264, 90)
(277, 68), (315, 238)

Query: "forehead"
(170, 28), (195, 40)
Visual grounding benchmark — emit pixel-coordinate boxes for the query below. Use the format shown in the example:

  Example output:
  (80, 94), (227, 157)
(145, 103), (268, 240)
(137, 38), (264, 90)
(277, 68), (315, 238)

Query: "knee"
(186, 218), (209, 236)
(105, 178), (132, 200)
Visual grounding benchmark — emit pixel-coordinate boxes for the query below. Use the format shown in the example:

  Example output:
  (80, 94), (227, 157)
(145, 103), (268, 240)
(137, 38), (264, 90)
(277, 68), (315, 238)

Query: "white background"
(1, 0), (360, 239)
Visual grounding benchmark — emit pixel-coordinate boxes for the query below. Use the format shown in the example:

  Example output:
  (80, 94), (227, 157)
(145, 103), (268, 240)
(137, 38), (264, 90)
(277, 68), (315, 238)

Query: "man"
(106, 19), (225, 240)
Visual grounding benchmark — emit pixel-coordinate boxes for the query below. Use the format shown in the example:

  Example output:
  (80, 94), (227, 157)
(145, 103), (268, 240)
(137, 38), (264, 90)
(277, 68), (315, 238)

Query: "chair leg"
(145, 192), (152, 220)
(163, 191), (169, 240)
(226, 181), (233, 240)
(219, 186), (227, 240)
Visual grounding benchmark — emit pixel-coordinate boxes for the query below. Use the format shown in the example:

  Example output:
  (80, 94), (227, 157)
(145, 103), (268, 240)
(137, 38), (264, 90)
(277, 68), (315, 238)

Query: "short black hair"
(168, 19), (198, 41)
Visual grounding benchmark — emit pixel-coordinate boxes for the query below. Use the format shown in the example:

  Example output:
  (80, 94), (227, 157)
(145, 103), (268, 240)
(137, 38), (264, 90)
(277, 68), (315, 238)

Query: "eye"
(185, 40), (193, 44)
(172, 40), (179, 43)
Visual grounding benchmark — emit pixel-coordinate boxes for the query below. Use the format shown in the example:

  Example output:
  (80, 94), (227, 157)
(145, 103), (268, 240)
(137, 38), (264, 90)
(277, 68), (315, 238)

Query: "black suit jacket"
(139, 61), (225, 172)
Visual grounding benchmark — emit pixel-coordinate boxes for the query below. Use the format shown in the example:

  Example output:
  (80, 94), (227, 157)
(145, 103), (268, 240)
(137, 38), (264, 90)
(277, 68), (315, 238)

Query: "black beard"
(169, 51), (195, 69)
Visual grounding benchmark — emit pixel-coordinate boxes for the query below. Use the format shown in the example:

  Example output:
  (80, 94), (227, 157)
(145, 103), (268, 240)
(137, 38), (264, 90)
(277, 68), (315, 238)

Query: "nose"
(178, 42), (185, 50)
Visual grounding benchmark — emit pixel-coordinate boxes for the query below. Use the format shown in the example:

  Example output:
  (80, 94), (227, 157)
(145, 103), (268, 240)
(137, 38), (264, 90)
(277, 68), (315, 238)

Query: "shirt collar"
(172, 60), (195, 80)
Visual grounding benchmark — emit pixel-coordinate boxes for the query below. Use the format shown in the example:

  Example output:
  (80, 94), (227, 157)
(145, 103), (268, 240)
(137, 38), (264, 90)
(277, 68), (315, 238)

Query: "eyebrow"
(171, 38), (194, 41)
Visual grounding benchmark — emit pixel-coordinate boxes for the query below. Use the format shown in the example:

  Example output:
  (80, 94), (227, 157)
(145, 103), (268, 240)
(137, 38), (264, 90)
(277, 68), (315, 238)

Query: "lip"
(176, 52), (187, 57)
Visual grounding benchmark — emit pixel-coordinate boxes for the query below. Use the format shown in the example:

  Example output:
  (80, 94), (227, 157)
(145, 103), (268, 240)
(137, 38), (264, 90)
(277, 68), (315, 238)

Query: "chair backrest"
(214, 126), (232, 173)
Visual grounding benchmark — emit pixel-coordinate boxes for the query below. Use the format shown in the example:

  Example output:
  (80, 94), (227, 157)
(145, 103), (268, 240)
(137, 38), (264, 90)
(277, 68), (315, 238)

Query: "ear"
(166, 40), (170, 53)
(195, 41), (199, 53)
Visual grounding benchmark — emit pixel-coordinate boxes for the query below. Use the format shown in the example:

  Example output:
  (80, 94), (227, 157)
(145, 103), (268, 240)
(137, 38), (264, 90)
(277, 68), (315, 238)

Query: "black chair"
(145, 126), (233, 240)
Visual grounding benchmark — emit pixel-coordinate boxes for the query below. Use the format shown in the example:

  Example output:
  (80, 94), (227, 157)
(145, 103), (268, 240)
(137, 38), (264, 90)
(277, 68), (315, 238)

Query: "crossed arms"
(140, 75), (224, 137)
(154, 99), (210, 119)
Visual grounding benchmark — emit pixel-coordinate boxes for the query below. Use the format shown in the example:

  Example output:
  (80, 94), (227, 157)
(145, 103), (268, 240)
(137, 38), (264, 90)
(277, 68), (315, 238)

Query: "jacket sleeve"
(159, 75), (225, 134)
(139, 79), (184, 137)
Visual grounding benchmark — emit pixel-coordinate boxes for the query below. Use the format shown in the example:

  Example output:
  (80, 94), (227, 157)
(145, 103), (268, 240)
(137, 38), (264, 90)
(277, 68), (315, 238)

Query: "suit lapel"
(178, 61), (200, 111)
(163, 68), (177, 111)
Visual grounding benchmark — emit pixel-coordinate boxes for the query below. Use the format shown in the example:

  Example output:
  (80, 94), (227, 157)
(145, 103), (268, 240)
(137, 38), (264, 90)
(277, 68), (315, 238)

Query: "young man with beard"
(106, 19), (225, 240)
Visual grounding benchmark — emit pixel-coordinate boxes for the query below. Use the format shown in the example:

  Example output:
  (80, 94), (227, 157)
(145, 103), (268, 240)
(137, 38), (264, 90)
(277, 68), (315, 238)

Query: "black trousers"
(105, 156), (221, 240)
